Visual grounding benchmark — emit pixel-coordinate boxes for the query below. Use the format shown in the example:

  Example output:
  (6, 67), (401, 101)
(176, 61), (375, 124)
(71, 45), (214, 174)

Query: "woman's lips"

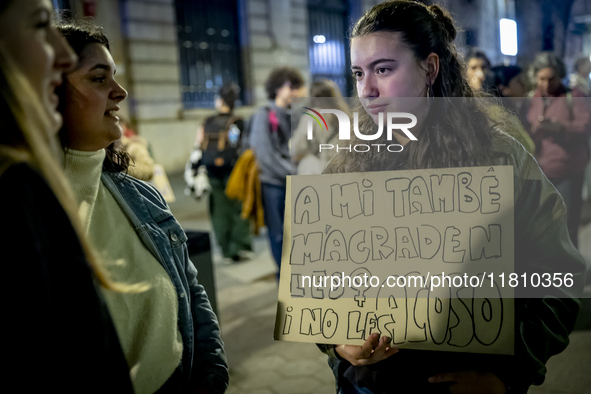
(365, 104), (388, 114)
(105, 113), (120, 121)
(48, 78), (62, 110)
(49, 92), (59, 108)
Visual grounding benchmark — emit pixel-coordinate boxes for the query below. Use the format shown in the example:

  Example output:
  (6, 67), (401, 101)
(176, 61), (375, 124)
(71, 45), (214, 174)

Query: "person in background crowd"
(489, 65), (528, 98)
(465, 47), (491, 93)
(56, 19), (228, 394)
(119, 117), (155, 181)
(320, 1), (585, 393)
(570, 56), (591, 225)
(487, 65), (535, 154)
(249, 66), (304, 274)
(292, 79), (350, 175)
(569, 55), (591, 96)
(195, 83), (252, 261)
(526, 51), (590, 248)
(0, 0), (134, 391)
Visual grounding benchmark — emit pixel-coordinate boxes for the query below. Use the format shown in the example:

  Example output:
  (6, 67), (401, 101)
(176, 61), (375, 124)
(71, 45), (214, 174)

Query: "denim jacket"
(102, 171), (229, 393)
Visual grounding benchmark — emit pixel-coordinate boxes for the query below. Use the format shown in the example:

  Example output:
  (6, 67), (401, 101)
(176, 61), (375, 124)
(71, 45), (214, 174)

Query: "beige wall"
(244, 0), (311, 104)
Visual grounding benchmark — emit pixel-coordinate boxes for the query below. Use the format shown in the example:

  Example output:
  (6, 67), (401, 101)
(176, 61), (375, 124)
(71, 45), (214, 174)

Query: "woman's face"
(501, 74), (526, 98)
(580, 59), (591, 77)
(536, 67), (561, 97)
(351, 32), (433, 126)
(466, 57), (488, 91)
(275, 81), (300, 108)
(0, 0), (76, 130)
(62, 43), (127, 151)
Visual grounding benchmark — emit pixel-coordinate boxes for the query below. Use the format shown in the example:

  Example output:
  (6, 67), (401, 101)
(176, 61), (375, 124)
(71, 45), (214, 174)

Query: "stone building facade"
(62, 0), (582, 173)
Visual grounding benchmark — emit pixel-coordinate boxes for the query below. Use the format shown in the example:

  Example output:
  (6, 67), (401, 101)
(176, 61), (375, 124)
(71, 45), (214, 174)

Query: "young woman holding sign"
(319, 1), (586, 393)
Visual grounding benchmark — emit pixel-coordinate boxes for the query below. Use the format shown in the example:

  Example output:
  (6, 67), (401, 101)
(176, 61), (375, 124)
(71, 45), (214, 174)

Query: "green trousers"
(208, 175), (252, 258)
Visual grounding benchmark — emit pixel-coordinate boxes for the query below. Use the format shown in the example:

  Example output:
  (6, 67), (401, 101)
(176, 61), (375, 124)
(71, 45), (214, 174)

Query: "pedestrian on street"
(526, 51), (591, 248)
(486, 65), (535, 154)
(195, 83), (253, 261)
(249, 66), (304, 274)
(569, 55), (591, 97)
(465, 47), (491, 93)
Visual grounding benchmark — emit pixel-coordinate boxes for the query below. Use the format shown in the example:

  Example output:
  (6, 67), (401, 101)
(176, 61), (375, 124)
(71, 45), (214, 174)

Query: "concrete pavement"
(167, 171), (591, 394)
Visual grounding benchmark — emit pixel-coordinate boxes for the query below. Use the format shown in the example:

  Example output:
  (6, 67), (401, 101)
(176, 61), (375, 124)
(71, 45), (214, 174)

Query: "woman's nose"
(111, 81), (128, 102)
(359, 75), (378, 97)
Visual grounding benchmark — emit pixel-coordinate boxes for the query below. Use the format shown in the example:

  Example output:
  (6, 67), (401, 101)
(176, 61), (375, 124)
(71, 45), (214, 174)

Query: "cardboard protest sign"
(274, 166), (514, 355)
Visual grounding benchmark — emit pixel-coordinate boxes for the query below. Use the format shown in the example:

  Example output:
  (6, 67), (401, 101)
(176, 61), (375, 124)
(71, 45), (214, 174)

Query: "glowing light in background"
(500, 19), (518, 56)
(313, 35), (326, 44)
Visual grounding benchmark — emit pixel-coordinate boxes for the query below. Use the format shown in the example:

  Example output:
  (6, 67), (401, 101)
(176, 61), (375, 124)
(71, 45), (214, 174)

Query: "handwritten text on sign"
(274, 167), (514, 355)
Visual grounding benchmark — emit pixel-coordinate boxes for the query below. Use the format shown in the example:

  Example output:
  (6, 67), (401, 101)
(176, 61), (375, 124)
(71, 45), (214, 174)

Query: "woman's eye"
(93, 77), (106, 83)
(352, 71), (363, 79)
(35, 20), (50, 29)
(377, 68), (389, 74)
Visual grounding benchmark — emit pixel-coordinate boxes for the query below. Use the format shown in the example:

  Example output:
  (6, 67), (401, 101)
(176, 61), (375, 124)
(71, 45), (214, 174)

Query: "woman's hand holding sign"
(335, 333), (398, 366)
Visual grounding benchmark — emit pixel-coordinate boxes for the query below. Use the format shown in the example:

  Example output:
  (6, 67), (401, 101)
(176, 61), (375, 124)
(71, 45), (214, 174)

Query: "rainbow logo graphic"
(302, 107), (328, 133)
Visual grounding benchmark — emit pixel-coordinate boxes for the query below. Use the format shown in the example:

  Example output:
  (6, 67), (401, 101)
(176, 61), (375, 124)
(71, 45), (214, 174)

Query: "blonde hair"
(0, 45), (145, 293)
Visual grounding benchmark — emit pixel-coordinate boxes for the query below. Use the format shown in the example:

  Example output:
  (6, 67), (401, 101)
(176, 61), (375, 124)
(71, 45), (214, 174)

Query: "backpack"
(201, 114), (243, 171)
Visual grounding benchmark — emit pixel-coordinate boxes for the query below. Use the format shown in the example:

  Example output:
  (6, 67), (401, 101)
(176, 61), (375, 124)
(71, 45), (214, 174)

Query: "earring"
(426, 85), (431, 98)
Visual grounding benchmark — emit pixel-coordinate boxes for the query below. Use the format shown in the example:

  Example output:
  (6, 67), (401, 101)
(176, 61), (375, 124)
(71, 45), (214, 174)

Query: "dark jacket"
(1, 162), (134, 393)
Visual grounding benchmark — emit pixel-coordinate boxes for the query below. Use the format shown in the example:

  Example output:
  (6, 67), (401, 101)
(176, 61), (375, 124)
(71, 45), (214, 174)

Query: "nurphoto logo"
(302, 107), (418, 153)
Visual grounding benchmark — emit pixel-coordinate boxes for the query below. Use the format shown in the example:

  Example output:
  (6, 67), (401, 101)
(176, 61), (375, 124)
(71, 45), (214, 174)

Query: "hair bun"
(428, 4), (457, 42)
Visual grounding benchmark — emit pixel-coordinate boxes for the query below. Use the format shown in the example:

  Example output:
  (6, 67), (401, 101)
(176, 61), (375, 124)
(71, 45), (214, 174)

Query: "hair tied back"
(427, 4), (457, 43)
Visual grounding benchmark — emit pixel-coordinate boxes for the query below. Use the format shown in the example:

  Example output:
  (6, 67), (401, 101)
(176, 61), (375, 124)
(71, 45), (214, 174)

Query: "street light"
(500, 18), (518, 56)
(313, 35), (326, 44)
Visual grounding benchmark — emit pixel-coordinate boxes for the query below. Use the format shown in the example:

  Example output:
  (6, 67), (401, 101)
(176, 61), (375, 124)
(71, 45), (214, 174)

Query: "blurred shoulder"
(491, 130), (532, 167)
(0, 161), (52, 201)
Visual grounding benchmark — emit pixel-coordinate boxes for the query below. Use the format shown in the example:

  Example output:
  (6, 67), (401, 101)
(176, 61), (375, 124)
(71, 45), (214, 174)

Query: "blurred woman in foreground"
(0, 0), (133, 391)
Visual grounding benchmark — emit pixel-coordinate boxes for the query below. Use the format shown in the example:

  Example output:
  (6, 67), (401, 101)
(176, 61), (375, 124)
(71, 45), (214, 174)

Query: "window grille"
(175, 0), (243, 108)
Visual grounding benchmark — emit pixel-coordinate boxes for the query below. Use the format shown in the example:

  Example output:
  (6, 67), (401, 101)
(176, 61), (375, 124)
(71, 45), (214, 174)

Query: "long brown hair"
(326, 0), (497, 173)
